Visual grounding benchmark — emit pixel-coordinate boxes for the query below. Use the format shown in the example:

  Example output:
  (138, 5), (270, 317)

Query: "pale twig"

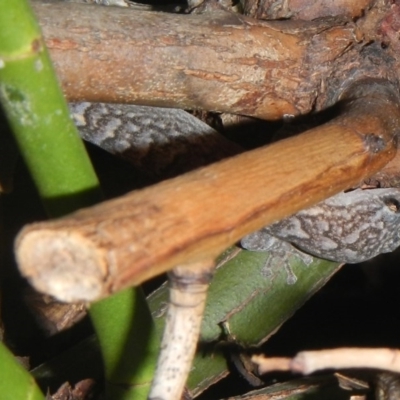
(252, 348), (400, 375)
(148, 260), (215, 400)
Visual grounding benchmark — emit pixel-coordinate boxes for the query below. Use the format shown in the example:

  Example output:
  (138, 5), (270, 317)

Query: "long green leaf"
(0, 343), (45, 400)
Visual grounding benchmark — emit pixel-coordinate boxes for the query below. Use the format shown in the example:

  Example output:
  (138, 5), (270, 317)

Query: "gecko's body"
(241, 189), (400, 283)
(69, 102), (240, 178)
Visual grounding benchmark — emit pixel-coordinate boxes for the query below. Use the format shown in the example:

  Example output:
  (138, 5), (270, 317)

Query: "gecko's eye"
(384, 197), (400, 213)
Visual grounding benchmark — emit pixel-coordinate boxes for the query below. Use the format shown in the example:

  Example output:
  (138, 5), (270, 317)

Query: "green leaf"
(0, 342), (45, 400)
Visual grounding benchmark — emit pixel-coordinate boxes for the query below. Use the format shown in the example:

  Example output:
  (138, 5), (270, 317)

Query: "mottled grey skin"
(241, 189), (400, 283)
(70, 102), (218, 157)
(69, 102), (240, 178)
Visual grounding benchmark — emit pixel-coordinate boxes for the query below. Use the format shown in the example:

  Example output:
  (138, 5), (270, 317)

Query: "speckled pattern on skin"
(69, 102), (239, 178)
(70, 102), (218, 154)
(241, 189), (400, 282)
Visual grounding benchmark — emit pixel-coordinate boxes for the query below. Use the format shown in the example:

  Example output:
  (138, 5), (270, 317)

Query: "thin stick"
(148, 260), (215, 400)
(15, 79), (400, 302)
(252, 348), (400, 375)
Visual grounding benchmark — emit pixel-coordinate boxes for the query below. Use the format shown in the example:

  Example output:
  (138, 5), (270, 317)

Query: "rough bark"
(31, 0), (400, 119)
(15, 79), (400, 302)
(243, 0), (375, 20)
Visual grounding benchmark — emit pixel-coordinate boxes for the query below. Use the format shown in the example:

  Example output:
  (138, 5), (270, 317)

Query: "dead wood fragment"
(15, 79), (400, 302)
(24, 287), (86, 335)
(50, 379), (97, 400)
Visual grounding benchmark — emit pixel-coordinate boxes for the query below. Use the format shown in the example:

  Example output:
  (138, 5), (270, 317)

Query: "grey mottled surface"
(70, 102), (241, 178)
(241, 189), (400, 283)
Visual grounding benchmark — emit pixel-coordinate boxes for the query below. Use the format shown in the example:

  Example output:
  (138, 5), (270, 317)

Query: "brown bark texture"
(31, 0), (400, 119)
(243, 0), (375, 20)
(15, 80), (400, 302)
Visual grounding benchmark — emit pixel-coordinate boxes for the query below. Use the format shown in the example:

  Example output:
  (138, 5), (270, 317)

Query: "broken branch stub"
(15, 80), (400, 303)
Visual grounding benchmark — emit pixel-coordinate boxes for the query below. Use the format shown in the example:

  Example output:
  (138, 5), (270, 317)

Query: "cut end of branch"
(16, 229), (108, 303)
(251, 355), (291, 374)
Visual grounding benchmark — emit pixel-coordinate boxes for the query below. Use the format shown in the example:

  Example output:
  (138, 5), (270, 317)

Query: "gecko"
(241, 188), (400, 284)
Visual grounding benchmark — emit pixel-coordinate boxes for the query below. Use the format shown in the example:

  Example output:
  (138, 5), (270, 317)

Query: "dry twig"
(253, 348), (400, 375)
(15, 79), (400, 302)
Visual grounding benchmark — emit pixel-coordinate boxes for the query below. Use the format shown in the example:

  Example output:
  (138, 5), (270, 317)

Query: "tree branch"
(31, 0), (399, 119)
(15, 79), (400, 302)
